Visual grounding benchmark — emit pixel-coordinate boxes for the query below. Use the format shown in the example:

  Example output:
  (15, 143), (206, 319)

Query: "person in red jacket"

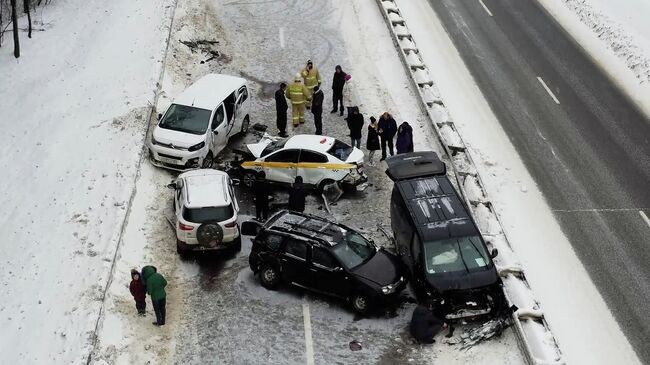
(129, 269), (146, 316)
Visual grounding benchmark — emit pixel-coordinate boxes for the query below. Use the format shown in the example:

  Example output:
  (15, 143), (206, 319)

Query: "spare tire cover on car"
(196, 222), (224, 248)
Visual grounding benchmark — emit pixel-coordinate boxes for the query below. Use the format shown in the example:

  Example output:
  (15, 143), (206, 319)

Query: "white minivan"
(149, 74), (251, 170)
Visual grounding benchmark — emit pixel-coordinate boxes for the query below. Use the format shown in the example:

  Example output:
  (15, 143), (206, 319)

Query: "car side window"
(265, 149), (300, 163)
(312, 247), (338, 269)
(211, 104), (225, 129)
(284, 239), (308, 260)
(258, 232), (283, 250)
(299, 150), (328, 163)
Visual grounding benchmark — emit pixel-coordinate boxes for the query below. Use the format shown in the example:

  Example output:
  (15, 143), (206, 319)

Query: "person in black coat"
(331, 65), (347, 116)
(311, 85), (324, 135)
(253, 172), (270, 221)
(346, 106), (364, 148)
(410, 304), (447, 344)
(396, 121), (414, 154)
(288, 176), (307, 212)
(366, 116), (380, 165)
(378, 112), (397, 160)
(275, 83), (288, 137)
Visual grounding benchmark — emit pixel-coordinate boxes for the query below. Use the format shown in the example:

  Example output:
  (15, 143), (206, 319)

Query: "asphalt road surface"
(428, 0), (650, 362)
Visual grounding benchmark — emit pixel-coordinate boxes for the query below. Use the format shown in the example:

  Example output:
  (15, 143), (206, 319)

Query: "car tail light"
(224, 221), (237, 228)
(179, 223), (194, 231)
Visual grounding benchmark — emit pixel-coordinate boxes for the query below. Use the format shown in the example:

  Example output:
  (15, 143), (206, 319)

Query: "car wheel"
(351, 292), (372, 315)
(318, 179), (336, 192)
(243, 170), (258, 188)
(202, 151), (214, 168)
(259, 264), (281, 290)
(240, 115), (250, 134)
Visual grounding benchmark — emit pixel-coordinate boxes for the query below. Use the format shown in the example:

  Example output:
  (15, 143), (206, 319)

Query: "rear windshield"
(182, 205), (234, 223)
(327, 139), (353, 161)
(159, 104), (211, 135)
(261, 138), (289, 157)
(423, 236), (491, 275)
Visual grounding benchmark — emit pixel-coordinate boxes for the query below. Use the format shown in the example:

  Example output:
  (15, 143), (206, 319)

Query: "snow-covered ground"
(537, 0), (650, 118)
(0, 0), (173, 363)
(395, 0), (642, 364)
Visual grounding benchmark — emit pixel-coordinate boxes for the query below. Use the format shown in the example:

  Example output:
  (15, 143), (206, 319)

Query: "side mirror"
(490, 248), (499, 259)
(213, 130), (219, 135)
(166, 181), (177, 189)
(158, 113), (163, 120)
(241, 220), (263, 236)
(334, 267), (344, 272)
(231, 178), (241, 186)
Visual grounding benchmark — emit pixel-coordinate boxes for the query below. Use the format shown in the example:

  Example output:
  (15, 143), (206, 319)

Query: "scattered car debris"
(349, 340), (363, 351)
(457, 317), (510, 349)
(322, 181), (343, 203)
(180, 39), (221, 62)
(251, 123), (268, 132)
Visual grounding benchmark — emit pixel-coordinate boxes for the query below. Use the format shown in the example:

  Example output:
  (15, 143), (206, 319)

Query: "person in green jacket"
(141, 265), (167, 326)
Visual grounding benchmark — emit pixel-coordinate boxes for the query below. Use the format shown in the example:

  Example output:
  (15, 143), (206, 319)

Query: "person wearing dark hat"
(129, 269), (146, 316)
(311, 85), (324, 135)
(275, 83), (289, 137)
(142, 266), (167, 326)
(331, 65), (347, 116)
(366, 116), (380, 165)
(288, 176), (307, 212)
(253, 172), (270, 221)
(409, 304), (448, 344)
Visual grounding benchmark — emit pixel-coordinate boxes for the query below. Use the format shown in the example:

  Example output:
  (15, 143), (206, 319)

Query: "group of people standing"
(275, 60), (414, 165)
(129, 265), (168, 326)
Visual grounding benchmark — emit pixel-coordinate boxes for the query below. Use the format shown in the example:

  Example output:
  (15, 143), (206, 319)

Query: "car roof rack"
(270, 213), (343, 247)
(385, 151), (446, 181)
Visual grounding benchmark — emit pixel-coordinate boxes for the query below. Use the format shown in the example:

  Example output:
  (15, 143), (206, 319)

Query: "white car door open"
(210, 104), (228, 154)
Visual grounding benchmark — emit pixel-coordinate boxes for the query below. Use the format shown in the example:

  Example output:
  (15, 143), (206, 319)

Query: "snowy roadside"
(536, 0), (650, 118)
(0, 0), (174, 363)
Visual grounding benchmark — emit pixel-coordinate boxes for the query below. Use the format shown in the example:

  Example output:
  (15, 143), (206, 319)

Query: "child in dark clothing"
(129, 269), (146, 316)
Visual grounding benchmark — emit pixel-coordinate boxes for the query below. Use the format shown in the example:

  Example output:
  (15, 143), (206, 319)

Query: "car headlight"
(382, 276), (404, 295)
(382, 286), (392, 295)
(188, 141), (205, 152)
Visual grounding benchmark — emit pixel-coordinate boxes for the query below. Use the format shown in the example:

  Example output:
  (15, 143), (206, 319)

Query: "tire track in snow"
(84, 0), (180, 362)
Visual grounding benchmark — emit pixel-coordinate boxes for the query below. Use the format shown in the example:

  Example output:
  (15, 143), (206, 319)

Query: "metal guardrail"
(374, 1), (564, 364)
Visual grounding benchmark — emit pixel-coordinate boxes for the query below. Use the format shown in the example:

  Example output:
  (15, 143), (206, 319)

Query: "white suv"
(149, 74), (251, 171)
(168, 169), (241, 254)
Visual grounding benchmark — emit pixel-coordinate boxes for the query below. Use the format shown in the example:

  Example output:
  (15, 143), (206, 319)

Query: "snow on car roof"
(285, 134), (335, 153)
(179, 169), (231, 208)
(174, 74), (247, 111)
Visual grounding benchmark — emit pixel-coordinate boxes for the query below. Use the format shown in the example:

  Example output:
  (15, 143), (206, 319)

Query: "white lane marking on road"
(279, 27), (285, 49)
(537, 76), (560, 104)
(478, 0), (493, 17)
(553, 208), (650, 212)
(640, 210), (650, 228)
(302, 303), (315, 365)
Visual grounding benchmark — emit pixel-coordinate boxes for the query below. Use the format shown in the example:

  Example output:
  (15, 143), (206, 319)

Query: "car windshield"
(423, 236), (491, 275)
(260, 137), (289, 157)
(331, 230), (375, 269)
(182, 205), (234, 223)
(159, 104), (211, 135)
(327, 139), (353, 161)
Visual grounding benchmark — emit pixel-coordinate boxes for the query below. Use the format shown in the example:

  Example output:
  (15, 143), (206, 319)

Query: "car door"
(309, 246), (350, 297)
(262, 149), (299, 183)
(210, 104), (228, 154)
(233, 86), (250, 134)
(297, 149), (329, 185)
(281, 238), (311, 285)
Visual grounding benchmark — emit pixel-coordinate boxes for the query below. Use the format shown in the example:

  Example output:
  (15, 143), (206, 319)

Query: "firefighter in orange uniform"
(301, 59), (321, 108)
(286, 74), (310, 126)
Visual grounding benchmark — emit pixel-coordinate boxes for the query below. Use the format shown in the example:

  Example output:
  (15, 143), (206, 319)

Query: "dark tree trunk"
(24, 0), (32, 38)
(11, 0), (19, 58)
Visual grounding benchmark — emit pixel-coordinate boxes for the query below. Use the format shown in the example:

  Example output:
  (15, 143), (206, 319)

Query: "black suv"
(241, 211), (406, 315)
(385, 152), (504, 319)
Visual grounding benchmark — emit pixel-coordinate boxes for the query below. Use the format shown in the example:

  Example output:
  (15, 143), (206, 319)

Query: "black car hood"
(351, 249), (400, 286)
(426, 267), (499, 292)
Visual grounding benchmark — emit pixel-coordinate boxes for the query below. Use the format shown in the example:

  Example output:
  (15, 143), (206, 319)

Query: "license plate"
(159, 156), (181, 165)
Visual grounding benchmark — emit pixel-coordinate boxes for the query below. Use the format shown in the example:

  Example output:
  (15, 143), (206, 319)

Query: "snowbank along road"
(408, 0), (649, 363)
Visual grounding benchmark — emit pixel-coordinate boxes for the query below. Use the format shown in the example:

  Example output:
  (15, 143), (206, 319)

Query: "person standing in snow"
(286, 74), (310, 127)
(396, 121), (414, 154)
(331, 65), (347, 116)
(301, 60), (321, 108)
(142, 266), (167, 326)
(346, 106), (364, 148)
(409, 304), (448, 344)
(366, 116), (380, 166)
(129, 269), (146, 316)
(275, 83), (289, 137)
(378, 112), (397, 161)
(253, 172), (270, 221)
(311, 85), (324, 135)
(288, 176), (307, 212)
